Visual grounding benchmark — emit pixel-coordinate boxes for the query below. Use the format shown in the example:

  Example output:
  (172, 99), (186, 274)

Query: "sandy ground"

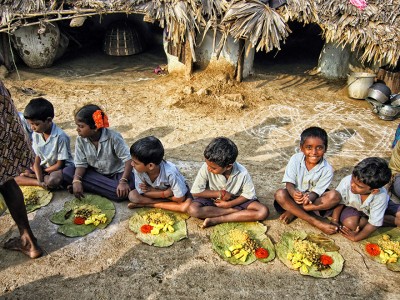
(0, 45), (399, 299)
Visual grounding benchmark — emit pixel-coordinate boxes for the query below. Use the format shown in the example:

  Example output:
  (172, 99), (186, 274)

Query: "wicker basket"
(103, 22), (144, 56)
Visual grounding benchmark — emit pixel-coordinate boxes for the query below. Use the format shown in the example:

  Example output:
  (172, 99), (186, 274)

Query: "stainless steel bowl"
(366, 97), (383, 114)
(367, 83), (392, 104)
(390, 94), (400, 107)
(378, 104), (400, 120)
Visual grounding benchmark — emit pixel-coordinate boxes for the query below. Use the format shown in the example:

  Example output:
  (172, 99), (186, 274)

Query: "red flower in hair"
(255, 247), (269, 259)
(93, 110), (109, 129)
(140, 224), (153, 234)
(320, 254), (334, 266)
(365, 243), (381, 256)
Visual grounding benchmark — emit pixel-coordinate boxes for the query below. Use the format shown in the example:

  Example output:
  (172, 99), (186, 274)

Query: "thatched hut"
(0, 0), (399, 81)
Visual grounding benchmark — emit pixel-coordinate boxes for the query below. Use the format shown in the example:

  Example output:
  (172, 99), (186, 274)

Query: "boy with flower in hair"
(15, 97), (73, 189)
(62, 104), (134, 201)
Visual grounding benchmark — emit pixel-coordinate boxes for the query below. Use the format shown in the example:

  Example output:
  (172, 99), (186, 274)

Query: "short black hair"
(204, 137), (238, 167)
(24, 97), (54, 121)
(75, 104), (102, 129)
(353, 157), (391, 189)
(130, 136), (164, 165)
(300, 126), (328, 149)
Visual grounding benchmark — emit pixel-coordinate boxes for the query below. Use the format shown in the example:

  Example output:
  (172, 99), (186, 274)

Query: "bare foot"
(201, 218), (218, 228)
(127, 202), (143, 209)
(20, 170), (36, 178)
(315, 221), (338, 235)
(180, 198), (192, 213)
(3, 237), (43, 259)
(279, 211), (296, 224)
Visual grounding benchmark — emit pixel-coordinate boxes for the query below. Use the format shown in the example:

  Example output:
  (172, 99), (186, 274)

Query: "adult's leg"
(1, 179), (42, 258)
(275, 188), (338, 234)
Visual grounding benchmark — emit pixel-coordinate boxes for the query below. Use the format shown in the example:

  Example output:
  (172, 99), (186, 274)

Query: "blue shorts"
(193, 197), (259, 210)
(386, 199), (400, 216)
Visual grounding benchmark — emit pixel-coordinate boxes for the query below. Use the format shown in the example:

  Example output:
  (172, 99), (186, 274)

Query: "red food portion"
(255, 247), (269, 259)
(140, 224), (153, 234)
(365, 243), (381, 256)
(320, 254), (334, 265)
(74, 217), (86, 225)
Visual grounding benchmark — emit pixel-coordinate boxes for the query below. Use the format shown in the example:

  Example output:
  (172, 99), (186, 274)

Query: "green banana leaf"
(0, 193), (6, 217)
(210, 222), (275, 265)
(361, 227), (400, 272)
(276, 231), (344, 278)
(21, 186), (53, 213)
(129, 208), (189, 247)
(50, 194), (115, 237)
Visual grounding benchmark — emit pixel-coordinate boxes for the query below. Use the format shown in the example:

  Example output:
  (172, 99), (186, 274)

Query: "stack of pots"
(366, 83), (400, 120)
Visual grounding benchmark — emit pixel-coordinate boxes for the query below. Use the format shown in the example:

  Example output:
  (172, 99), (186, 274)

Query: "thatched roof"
(0, 0), (399, 67)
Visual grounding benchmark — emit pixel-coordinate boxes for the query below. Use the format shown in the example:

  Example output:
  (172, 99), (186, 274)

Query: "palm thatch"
(0, 0), (399, 67)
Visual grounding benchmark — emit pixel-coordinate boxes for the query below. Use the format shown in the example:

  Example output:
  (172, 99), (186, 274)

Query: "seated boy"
(274, 127), (339, 235)
(332, 157), (397, 241)
(127, 136), (191, 213)
(15, 97), (73, 189)
(187, 137), (269, 228)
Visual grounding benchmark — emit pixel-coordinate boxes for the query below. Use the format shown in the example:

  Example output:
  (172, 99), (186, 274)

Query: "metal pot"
(366, 97), (383, 114)
(378, 104), (400, 121)
(367, 83), (391, 104)
(390, 94), (400, 107)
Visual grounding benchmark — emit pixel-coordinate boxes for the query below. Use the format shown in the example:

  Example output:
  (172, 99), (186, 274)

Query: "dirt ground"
(0, 44), (399, 299)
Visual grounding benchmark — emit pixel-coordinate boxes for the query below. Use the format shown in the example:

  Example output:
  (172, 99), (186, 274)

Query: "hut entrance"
(253, 22), (324, 75)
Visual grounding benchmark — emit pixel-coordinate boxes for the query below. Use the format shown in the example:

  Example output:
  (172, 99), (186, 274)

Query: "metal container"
(366, 97), (383, 114)
(390, 94), (400, 107)
(378, 104), (400, 120)
(347, 72), (376, 99)
(367, 83), (392, 103)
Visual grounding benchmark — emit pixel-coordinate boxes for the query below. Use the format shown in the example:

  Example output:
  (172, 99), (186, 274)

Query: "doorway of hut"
(252, 21), (324, 76)
(6, 13), (167, 80)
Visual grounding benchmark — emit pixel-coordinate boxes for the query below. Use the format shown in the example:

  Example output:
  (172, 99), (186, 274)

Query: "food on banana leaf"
(21, 186), (53, 213)
(0, 194), (6, 216)
(276, 231), (344, 278)
(362, 227), (400, 272)
(50, 194), (115, 237)
(129, 208), (189, 247)
(210, 222), (275, 265)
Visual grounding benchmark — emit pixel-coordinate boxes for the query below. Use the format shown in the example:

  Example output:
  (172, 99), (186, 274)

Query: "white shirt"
(336, 175), (389, 227)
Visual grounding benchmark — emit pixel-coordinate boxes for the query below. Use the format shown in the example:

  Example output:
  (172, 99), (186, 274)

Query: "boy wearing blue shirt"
(128, 136), (192, 213)
(15, 98), (73, 189)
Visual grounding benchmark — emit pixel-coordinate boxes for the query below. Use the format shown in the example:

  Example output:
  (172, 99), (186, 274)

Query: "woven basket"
(103, 22), (144, 56)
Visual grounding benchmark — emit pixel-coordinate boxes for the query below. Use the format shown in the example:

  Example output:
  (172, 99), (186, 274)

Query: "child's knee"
(46, 176), (62, 189)
(274, 189), (288, 203)
(187, 203), (201, 218)
(342, 218), (359, 231)
(257, 205), (269, 220)
(128, 190), (140, 202)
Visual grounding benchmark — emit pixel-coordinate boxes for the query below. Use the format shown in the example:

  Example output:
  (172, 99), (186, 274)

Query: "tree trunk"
(235, 39), (245, 82)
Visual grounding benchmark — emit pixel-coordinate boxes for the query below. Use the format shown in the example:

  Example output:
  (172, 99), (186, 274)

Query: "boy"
(15, 97), (73, 189)
(333, 157), (398, 241)
(187, 137), (269, 228)
(274, 127), (339, 234)
(127, 136), (191, 212)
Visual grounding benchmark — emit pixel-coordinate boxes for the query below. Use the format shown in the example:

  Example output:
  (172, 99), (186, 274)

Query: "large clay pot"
(12, 23), (60, 68)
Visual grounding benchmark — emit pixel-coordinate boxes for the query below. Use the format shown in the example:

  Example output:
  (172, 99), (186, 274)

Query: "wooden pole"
(236, 39), (245, 82)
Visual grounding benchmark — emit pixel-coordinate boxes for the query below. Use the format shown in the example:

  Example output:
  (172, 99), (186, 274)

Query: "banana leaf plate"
(210, 222), (275, 265)
(360, 227), (400, 272)
(129, 208), (189, 247)
(50, 194), (115, 237)
(276, 231), (344, 278)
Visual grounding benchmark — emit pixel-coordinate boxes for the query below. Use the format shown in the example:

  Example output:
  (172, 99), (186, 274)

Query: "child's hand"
(73, 182), (85, 200)
(38, 181), (48, 190)
(214, 199), (232, 208)
(117, 182), (130, 198)
(292, 190), (305, 204)
(339, 225), (359, 241)
(221, 190), (231, 201)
